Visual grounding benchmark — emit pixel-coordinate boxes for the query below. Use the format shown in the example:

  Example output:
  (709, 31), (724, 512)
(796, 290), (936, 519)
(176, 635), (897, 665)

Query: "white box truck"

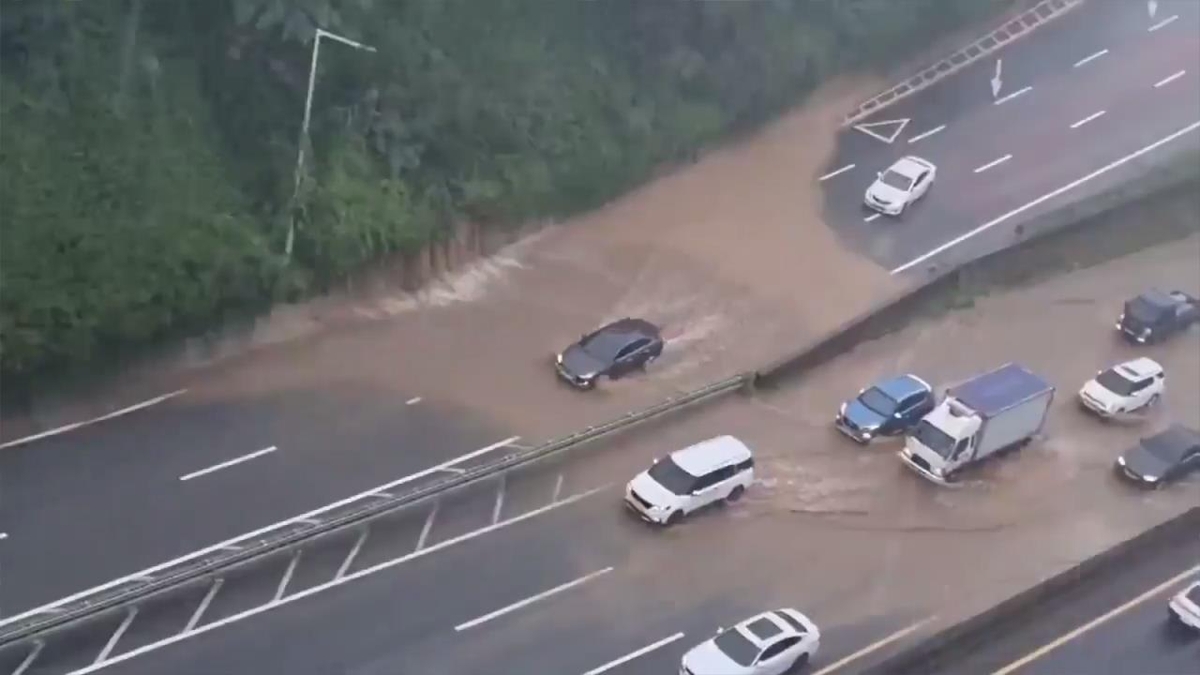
(900, 363), (1055, 485)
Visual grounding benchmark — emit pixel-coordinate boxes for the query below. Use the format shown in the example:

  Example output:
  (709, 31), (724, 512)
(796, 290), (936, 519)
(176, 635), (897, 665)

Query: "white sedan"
(864, 155), (936, 216)
(1078, 357), (1165, 418)
(681, 609), (820, 675)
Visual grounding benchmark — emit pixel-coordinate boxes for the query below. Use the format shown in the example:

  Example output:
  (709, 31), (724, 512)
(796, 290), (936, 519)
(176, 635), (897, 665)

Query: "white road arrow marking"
(991, 58), (1003, 98)
(853, 118), (910, 144)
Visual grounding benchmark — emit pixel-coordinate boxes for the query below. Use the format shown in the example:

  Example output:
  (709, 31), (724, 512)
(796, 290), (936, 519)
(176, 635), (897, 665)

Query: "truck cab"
(902, 398), (983, 484)
(900, 363), (1054, 485)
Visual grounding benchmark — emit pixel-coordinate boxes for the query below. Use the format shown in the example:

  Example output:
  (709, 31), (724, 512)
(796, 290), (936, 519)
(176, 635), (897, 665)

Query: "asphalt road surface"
(821, 0), (1200, 273)
(8, 233), (1197, 675)
(0, 388), (515, 615)
(917, 526), (1200, 675)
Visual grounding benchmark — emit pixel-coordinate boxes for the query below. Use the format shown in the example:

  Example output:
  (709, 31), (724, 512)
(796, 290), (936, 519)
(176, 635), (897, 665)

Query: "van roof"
(671, 435), (752, 476)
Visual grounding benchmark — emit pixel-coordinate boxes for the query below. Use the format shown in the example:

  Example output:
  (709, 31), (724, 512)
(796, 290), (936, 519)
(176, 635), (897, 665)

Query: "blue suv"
(835, 374), (936, 444)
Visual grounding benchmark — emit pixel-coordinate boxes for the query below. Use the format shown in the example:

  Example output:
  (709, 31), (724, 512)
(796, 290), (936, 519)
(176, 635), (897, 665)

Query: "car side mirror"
(651, 457), (659, 464)
(876, 171), (883, 178)
(894, 412), (903, 418)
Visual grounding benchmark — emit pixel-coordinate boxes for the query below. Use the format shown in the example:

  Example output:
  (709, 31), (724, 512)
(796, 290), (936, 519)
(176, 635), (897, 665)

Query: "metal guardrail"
(0, 372), (751, 649)
(842, 0), (1084, 127)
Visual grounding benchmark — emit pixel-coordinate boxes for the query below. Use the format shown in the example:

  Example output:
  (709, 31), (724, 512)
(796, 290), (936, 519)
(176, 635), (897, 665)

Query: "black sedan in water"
(555, 318), (664, 390)
(1116, 289), (1199, 344)
(1114, 424), (1200, 488)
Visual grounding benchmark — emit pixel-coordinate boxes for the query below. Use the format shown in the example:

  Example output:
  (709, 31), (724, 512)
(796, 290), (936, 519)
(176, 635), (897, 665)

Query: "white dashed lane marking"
(994, 86), (1032, 106)
(864, 213), (882, 222)
(1148, 15), (1178, 32)
(819, 164), (856, 182)
(1070, 110), (1106, 129)
(1073, 49), (1108, 68)
(908, 124), (946, 144)
(974, 154), (1013, 174)
(1154, 70), (1186, 88)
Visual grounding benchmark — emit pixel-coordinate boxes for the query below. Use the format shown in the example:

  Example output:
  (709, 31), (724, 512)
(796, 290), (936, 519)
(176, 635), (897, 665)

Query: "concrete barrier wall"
(856, 506), (1200, 675)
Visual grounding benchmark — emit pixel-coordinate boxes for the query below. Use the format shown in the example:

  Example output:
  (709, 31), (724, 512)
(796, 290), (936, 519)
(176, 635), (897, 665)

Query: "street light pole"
(285, 28), (376, 260)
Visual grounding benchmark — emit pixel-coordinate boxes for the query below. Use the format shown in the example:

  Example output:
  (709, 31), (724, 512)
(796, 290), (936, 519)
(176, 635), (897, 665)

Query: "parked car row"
(832, 289), (1200, 488)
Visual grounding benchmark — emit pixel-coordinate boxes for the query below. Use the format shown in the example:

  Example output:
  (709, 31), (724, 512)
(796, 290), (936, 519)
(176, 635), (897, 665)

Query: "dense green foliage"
(1, 0), (1003, 384)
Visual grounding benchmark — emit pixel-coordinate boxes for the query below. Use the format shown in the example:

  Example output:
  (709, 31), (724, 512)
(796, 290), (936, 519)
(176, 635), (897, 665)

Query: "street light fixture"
(285, 28), (377, 260)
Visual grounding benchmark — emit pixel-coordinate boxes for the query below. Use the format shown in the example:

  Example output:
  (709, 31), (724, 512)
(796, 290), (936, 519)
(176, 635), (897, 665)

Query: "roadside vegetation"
(0, 0), (1006, 394)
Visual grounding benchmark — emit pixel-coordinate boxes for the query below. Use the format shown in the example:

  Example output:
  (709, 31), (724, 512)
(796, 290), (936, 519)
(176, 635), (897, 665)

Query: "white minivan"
(624, 435), (754, 526)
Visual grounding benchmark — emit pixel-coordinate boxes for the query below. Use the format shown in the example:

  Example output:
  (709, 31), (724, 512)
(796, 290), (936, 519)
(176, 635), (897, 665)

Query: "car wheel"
(789, 653), (809, 672)
(726, 485), (745, 503)
(664, 510), (684, 527)
(1148, 393), (1161, 407)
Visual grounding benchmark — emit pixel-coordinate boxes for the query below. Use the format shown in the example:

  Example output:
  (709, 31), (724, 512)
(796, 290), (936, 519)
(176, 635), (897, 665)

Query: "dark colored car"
(555, 318), (664, 390)
(1114, 424), (1200, 488)
(834, 374), (936, 443)
(1116, 289), (1199, 344)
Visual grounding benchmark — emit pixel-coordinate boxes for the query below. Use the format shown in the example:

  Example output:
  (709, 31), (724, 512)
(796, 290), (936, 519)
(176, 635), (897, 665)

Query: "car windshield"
(580, 331), (628, 363)
(713, 629), (760, 667)
(879, 169), (913, 190)
(646, 456), (696, 495)
(1126, 297), (1165, 322)
(1140, 434), (1189, 464)
(859, 387), (899, 416)
(911, 419), (955, 458)
(1095, 368), (1137, 396)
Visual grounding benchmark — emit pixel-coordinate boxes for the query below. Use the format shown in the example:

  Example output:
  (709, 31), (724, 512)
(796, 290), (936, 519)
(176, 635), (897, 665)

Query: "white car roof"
(671, 435), (752, 476)
(890, 155), (934, 178)
(1114, 357), (1163, 379)
(734, 610), (806, 647)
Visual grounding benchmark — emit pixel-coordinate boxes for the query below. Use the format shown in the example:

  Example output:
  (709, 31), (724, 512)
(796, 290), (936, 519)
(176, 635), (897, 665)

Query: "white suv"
(1078, 357), (1165, 418)
(625, 435), (754, 526)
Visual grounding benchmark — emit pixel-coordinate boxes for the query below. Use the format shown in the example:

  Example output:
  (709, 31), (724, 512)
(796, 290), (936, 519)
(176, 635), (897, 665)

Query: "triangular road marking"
(853, 118), (910, 144)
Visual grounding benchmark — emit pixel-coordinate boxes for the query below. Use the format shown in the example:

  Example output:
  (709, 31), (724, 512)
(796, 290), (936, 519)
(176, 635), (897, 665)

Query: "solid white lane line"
(14, 641), (44, 675)
(1, 435), (521, 630)
(812, 617), (936, 675)
(552, 474), (565, 503)
(492, 475), (507, 525)
(581, 632), (687, 675)
(973, 154), (1013, 173)
(454, 567), (614, 632)
(95, 608), (138, 664)
(819, 164), (856, 182)
(1155, 70), (1187, 88)
(1070, 110), (1106, 129)
(0, 389), (188, 451)
(1073, 49), (1108, 68)
(1148, 14), (1178, 32)
(890, 118), (1200, 275)
(907, 124), (946, 144)
(864, 213), (882, 222)
(337, 528), (370, 580)
(405, 397), (422, 405)
(439, 466), (466, 475)
(178, 446), (277, 481)
(65, 485), (612, 675)
(992, 562), (1200, 675)
(274, 551), (302, 602)
(416, 502), (440, 552)
(185, 579), (224, 632)
(994, 85), (1032, 106)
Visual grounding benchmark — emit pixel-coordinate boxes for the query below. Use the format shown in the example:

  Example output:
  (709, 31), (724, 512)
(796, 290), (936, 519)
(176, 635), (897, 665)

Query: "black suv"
(555, 318), (664, 390)
(1116, 289), (1199, 344)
